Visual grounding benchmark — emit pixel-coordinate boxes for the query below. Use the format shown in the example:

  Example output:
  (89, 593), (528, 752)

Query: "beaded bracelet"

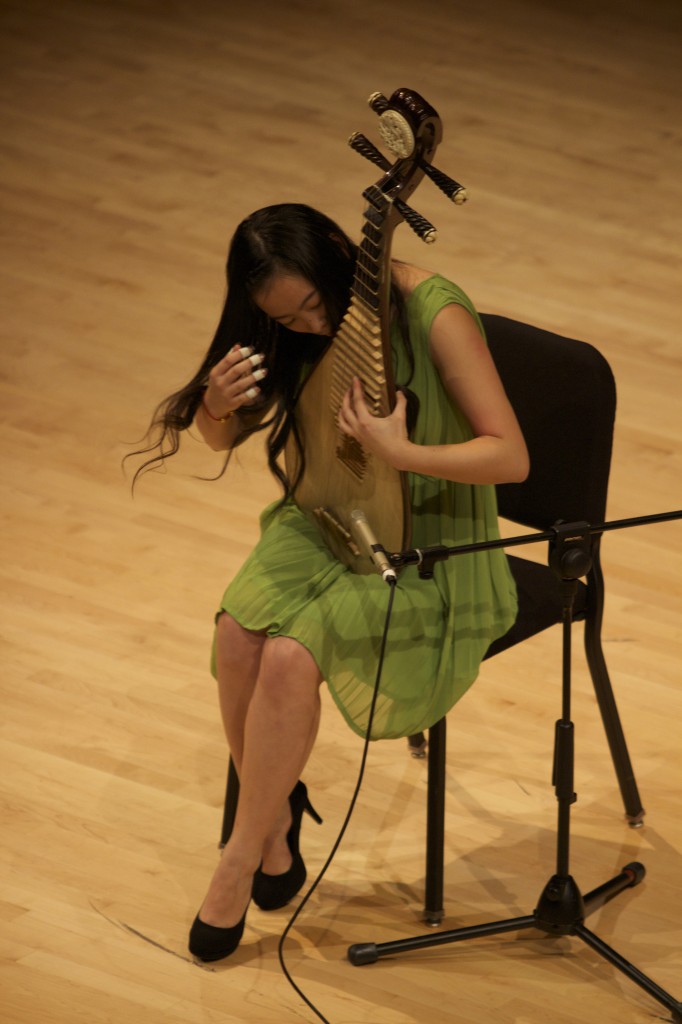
(201, 391), (234, 423)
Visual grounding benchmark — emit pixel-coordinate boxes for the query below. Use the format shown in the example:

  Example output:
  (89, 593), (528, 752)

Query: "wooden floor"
(1, 1), (681, 1021)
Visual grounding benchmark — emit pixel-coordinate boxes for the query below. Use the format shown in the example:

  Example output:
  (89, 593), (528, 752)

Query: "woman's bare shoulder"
(390, 261), (435, 298)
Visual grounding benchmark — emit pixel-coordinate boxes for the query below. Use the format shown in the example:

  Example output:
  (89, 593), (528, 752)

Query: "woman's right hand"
(203, 345), (268, 420)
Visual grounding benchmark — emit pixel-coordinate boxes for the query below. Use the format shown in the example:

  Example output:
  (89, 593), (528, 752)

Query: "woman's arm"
(195, 403), (244, 451)
(338, 303), (530, 485)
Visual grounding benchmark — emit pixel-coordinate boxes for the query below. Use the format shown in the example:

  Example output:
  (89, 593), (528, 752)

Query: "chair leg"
(407, 732), (428, 757)
(220, 757), (240, 847)
(584, 554), (645, 825)
(424, 717), (446, 924)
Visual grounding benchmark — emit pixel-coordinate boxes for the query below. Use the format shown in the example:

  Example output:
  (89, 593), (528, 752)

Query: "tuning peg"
(348, 132), (391, 172)
(421, 163), (468, 204)
(394, 199), (437, 244)
(368, 92), (390, 114)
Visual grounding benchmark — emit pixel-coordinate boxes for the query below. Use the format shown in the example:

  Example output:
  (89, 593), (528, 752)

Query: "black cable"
(277, 578), (398, 1023)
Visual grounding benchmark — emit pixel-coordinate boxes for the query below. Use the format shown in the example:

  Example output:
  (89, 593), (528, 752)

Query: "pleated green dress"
(215, 275), (517, 739)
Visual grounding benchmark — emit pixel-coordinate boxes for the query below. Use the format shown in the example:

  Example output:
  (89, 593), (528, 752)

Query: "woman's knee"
(215, 612), (267, 660)
(258, 636), (322, 696)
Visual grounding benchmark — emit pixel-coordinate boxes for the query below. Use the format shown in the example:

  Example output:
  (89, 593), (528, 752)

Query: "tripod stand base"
(348, 862), (681, 1022)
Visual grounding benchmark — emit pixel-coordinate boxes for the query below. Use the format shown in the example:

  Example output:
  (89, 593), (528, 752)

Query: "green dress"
(215, 275), (517, 740)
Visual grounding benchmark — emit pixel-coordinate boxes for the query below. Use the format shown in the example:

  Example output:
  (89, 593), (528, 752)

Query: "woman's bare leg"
(213, 613), (321, 874)
(198, 634), (322, 928)
(214, 612), (266, 771)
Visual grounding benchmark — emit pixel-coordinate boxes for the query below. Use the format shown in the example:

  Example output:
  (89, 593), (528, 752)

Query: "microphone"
(350, 509), (397, 584)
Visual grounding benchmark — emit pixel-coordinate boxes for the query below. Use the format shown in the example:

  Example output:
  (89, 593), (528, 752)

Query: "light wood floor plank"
(1, 1), (680, 1021)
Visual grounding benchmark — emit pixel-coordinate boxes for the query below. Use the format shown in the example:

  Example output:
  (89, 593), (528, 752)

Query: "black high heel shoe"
(188, 908), (247, 962)
(252, 781), (322, 911)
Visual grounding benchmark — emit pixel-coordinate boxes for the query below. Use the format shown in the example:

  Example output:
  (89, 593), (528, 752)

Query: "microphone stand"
(347, 510), (682, 1023)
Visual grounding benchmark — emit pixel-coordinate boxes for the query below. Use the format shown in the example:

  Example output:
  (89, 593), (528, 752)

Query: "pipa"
(285, 87), (467, 573)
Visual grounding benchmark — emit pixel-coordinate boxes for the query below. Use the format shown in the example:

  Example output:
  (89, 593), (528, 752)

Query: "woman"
(133, 202), (529, 961)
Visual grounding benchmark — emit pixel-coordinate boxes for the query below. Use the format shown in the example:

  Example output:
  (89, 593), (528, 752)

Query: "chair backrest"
(481, 314), (616, 531)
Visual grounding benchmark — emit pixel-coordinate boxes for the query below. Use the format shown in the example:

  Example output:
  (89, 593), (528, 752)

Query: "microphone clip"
(350, 509), (398, 584)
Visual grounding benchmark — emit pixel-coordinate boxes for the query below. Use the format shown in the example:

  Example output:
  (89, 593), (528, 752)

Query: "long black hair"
(128, 203), (411, 496)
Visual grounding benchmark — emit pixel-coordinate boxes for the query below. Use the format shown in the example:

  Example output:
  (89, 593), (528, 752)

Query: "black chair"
(220, 315), (644, 923)
(410, 313), (643, 922)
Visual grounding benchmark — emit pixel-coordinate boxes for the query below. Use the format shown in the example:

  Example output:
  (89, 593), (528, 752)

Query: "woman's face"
(253, 273), (331, 336)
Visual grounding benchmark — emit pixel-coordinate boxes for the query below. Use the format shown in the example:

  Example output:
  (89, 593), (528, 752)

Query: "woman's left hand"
(338, 377), (411, 469)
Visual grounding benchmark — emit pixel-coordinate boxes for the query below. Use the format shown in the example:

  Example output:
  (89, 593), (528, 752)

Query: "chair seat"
(485, 555), (588, 660)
